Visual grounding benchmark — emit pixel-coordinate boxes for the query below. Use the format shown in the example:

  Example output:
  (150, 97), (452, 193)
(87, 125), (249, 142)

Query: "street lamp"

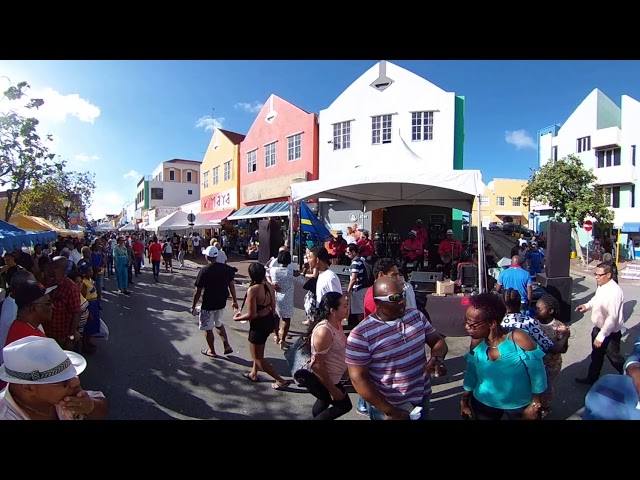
(63, 200), (71, 229)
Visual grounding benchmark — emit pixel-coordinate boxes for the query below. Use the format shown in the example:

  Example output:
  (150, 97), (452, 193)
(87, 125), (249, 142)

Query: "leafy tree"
(0, 80), (63, 221)
(16, 169), (96, 226)
(522, 154), (614, 266)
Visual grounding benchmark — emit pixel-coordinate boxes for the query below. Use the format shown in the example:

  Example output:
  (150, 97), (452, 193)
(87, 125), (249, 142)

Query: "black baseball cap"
(14, 280), (57, 309)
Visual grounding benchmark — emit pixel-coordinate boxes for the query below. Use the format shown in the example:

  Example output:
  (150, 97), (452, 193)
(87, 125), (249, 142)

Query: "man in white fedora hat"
(0, 336), (108, 420)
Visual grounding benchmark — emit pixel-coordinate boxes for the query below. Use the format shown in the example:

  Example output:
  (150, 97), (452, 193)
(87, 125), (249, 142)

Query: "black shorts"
(248, 314), (276, 345)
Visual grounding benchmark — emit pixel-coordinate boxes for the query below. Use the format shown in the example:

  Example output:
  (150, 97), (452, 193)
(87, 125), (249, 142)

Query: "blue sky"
(1, 60), (639, 220)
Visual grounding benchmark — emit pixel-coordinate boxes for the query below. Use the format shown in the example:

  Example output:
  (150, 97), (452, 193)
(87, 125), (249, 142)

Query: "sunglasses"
(594, 273), (609, 278)
(374, 291), (406, 303)
(464, 319), (485, 330)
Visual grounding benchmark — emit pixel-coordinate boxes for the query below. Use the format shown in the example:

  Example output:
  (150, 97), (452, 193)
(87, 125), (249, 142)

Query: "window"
(601, 186), (621, 208)
(186, 171), (192, 182)
(411, 111), (434, 141)
(247, 150), (257, 173)
(288, 133), (302, 161)
(479, 196), (489, 206)
(333, 122), (351, 151)
(577, 136), (591, 153)
(188, 189), (193, 195)
(203, 171), (209, 189)
(372, 114), (392, 145)
(265, 142), (276, 167)
(224, 160), (231, 181)
(497, 196), (505, 206)
(512, 197), (521, 207)
(213, 166), (219, 185)
(151, 188), (163, 200)
(596, 148), (621, 168)
(552, 146), (558, 162)
(169, 170), (175, 181)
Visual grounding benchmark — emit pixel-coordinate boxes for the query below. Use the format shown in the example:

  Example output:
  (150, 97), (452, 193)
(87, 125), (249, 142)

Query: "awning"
(620, 222), (640, 233)
(9, 214), (84, 239)
(194, 209), (234, 227)
(227, 201), (290, 221)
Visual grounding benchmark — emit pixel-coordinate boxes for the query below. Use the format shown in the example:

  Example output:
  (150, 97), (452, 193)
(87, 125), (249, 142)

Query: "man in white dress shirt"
(575, 262), (626, 385)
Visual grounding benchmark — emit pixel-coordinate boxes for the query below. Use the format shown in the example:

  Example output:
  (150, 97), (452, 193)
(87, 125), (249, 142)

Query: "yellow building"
(471, 178), (530, 227)
(196, 128), (245, 234)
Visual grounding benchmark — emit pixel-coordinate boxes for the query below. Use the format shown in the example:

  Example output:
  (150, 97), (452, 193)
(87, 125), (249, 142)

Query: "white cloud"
(195, 115), (224, 132)
(74, 153), (100, 163)
(3, 86), (101, 125)
(87, 190), (126, 220)
(505, 129), (536, 150)
(234, 101), (264, 113)
(123, 169), (140, 180)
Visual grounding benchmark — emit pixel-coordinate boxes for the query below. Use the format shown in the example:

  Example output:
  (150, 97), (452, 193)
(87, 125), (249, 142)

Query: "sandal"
(200, 348), (217, 358)
(273, 335), (280, 345)
(223, 345), (233, 355)
(271, 380), (291, 390)
(242, 372), (259, 383)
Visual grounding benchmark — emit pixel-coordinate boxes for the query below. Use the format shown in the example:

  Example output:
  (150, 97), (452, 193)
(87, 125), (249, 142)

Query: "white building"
(135, 158), (201, 226)
(317, 60), (466, 238)
(536, 89), (639, 246)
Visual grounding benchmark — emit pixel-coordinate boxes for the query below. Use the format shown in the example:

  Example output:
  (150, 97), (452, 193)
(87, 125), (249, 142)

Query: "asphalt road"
(484, 229), (518, 261)
(79, 256), (640, 420)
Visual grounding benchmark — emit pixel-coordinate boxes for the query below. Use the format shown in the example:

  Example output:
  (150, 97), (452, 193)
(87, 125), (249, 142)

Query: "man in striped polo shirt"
(346, 277), (448, 420)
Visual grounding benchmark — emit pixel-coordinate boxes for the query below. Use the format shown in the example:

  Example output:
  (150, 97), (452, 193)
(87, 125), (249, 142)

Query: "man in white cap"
(191, 245), (237, 358)
(437, 229), (462, 279)
(0, 336), (108, 420)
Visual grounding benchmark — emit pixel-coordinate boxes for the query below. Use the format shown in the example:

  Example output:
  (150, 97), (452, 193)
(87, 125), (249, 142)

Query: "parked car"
(488, 222), (503, 231)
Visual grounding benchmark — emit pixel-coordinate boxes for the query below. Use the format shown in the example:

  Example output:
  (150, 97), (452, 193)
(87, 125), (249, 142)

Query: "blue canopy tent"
(299, 202), (333, 242)
(0, 220), (57, 252)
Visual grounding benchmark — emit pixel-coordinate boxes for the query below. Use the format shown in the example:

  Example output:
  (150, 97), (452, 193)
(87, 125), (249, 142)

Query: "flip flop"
(271, 380), (291, 390)
(242, 372), (259, 383)
(200, 348), (217, 358)
(224, 346), (234, 355)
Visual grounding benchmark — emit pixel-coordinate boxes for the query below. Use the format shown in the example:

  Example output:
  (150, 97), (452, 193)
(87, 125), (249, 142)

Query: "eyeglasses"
(594, 272), (609, 278)
(464, 319), (485, 330)
(374, 292), (406, 303)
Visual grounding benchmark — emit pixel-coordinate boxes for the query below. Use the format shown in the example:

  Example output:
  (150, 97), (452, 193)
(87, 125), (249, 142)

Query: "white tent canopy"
(291, 169), (484, 211)
(119, 222), (137, 232)
(146, 210), (192, 232)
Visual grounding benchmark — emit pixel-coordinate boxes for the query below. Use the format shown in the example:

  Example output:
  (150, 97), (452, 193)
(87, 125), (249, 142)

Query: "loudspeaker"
(258, 219), (283, 265)
(410, 271), (443, 294)
(535, 273), (573, 323)
(545, 221), (571, 278)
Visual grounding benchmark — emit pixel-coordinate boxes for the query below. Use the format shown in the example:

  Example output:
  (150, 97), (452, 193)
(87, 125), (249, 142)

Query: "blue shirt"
(526, 250), (545, 271)
(463, 330), (547, 410)
(498, 266), (532, 302)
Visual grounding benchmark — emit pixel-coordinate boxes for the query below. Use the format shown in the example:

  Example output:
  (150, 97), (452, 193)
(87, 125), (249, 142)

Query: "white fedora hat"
(0, 336), (87, 385)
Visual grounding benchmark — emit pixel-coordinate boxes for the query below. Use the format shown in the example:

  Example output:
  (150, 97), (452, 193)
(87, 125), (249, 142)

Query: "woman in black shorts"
(234, 263), (291, 390)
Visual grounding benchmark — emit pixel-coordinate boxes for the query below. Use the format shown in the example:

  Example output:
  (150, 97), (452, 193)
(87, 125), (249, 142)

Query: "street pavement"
(79, 249), (640, 420)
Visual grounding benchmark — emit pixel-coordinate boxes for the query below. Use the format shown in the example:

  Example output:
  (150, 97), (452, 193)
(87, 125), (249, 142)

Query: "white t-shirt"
(69, 249), (83, 265)
(315, 269), (343, 307)
(345, 235), (356, 246)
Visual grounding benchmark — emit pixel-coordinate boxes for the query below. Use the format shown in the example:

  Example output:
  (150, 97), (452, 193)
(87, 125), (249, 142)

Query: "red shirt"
(401, 238), (423, 260)
(328, 237), (347, 256)
(148, 242), (163, 262)
(5, 321), (46, 347)
(357, 238), (375, 258)
(44, 275), (80, 343)
(363, 286), (376, 318)
(131, 241), (144, 258)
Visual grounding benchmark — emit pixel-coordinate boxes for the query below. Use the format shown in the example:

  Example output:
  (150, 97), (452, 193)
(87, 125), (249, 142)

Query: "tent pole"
(476, 196), (485, 293)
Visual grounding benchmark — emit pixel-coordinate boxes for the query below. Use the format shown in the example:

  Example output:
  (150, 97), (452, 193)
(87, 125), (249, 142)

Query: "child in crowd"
(535, 293), (570, 418)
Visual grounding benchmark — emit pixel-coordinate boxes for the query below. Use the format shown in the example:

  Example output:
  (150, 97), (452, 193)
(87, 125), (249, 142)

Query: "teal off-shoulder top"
(463, 330), (547, 410)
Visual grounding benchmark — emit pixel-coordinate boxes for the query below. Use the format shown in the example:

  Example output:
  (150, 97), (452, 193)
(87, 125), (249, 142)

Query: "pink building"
(228, 94), (319, 224)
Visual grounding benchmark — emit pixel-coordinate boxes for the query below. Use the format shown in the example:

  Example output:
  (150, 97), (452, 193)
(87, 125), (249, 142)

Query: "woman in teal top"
(460, 293), (547, 420)
(112, 237), (131, 295)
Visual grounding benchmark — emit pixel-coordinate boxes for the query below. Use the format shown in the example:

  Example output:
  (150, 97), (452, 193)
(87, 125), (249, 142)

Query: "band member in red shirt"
(356, 230), (375, 260)
(413, 219), (428, 246)
(437, 229), (463, 279)
(401, 230), (424, 273)
(328, 230), (348, 265)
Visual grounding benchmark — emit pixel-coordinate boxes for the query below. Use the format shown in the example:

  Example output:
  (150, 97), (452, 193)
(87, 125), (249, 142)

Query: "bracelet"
(85, 397), (95, 415)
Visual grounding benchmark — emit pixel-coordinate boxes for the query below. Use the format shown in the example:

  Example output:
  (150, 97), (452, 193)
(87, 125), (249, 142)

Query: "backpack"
(360, 258), (374, 288)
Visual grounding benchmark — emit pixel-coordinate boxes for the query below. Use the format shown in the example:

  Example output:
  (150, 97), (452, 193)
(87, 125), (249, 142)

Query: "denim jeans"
(366, 393), (431, 420)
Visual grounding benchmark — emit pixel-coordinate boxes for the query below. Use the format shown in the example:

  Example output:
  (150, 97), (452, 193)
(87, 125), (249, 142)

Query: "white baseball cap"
(202, 245), (219, 258)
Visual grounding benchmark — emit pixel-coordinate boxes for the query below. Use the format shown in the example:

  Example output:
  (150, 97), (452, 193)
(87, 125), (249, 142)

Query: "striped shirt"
(349, 256), (365, 291)
(345, 308), (436, 406)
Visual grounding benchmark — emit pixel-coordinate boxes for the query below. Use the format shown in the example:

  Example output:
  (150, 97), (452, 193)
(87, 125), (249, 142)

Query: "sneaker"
(356, 407), (369, 417)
